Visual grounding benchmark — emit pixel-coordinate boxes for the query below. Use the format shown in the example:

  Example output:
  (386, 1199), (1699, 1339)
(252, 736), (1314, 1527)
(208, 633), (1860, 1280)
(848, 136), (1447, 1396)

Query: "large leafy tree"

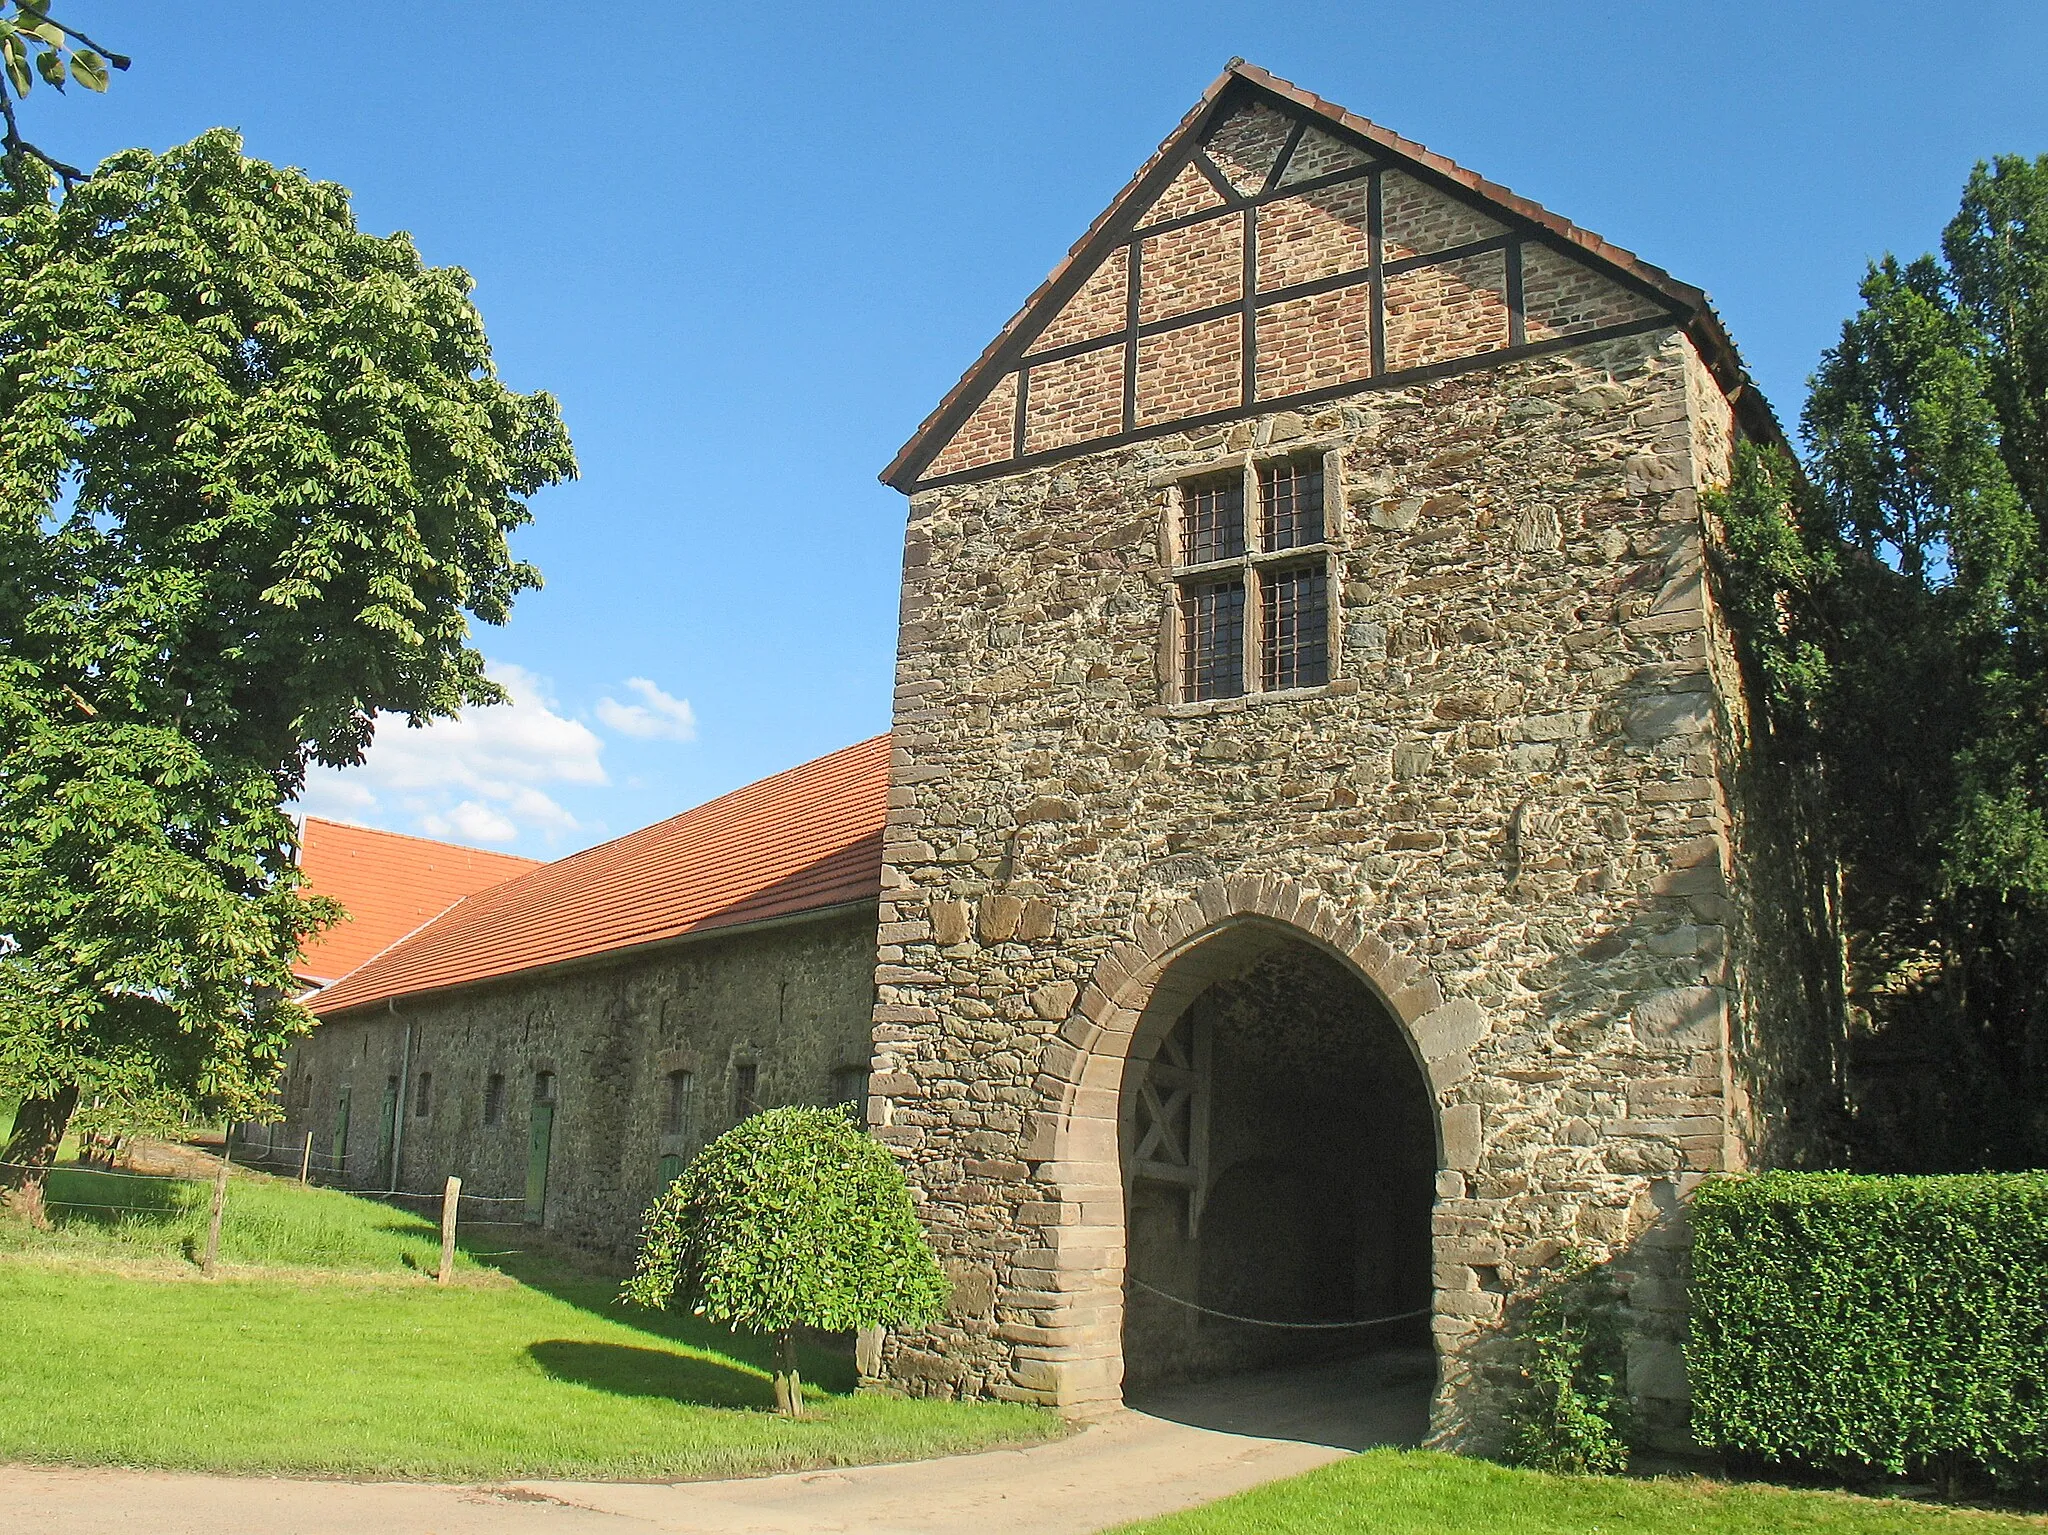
(0, 131), (575, 1212)
(624, 1107), (948, 1417)
(1714, 156), (2048, 1170)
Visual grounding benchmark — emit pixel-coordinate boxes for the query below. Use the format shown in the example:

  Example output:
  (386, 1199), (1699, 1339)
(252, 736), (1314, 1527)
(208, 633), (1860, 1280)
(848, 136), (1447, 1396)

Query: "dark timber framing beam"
(910, 312), (1685, 493)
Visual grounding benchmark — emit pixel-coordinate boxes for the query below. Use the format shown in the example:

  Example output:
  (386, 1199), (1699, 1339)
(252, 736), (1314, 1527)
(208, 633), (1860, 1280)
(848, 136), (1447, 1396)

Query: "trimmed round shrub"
(622, 1105), (947, 1415)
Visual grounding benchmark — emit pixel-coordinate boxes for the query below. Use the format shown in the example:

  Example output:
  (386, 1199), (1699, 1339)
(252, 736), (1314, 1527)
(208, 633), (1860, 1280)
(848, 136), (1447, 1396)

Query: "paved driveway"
(0, 1353), (1432, 1535)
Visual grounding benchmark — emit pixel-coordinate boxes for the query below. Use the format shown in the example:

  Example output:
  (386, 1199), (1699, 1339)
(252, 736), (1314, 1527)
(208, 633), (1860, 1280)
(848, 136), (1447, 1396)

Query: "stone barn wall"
(280, 907), (877, 1257)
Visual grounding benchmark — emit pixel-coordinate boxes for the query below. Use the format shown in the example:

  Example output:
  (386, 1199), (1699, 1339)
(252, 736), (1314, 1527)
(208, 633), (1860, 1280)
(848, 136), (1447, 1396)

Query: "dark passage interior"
(1121, 934), (1436, 1395)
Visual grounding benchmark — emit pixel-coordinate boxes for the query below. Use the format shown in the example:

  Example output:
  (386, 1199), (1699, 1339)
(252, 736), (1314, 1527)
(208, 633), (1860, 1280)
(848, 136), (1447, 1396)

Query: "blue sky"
(35, 2), (2048, 856)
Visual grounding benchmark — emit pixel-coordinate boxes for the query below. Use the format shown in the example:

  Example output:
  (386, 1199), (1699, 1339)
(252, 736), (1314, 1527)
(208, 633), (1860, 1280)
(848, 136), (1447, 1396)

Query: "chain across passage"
(0, 1159), (192, 1182)
(1128, 1276), (1434, 1331)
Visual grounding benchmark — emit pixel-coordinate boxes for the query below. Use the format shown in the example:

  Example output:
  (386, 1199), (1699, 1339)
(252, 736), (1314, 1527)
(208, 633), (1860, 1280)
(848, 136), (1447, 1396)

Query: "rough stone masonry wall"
(871, 327), (1809, 1448)
(281, 909), (877, 1258)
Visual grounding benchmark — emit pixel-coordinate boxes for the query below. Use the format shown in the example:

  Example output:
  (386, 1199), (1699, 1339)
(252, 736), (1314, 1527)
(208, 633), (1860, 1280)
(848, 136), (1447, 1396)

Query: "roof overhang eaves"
(308, 896), (880, 1022)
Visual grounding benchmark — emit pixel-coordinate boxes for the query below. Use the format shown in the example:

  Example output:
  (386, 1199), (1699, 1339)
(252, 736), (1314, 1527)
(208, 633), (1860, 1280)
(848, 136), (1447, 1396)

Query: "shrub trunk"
(772, 1328), (804, 1419)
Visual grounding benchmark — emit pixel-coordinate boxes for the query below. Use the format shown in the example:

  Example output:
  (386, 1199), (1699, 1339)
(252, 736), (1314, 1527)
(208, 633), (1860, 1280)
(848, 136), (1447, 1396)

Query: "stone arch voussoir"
(1038, 878), (1474, 1150)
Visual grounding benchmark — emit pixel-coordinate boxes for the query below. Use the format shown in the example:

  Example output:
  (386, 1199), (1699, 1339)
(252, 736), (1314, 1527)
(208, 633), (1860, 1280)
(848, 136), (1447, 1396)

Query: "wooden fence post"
(438, 1175), (460, 1286)
(300, 1133), (313, 1186)
(201, 1162), (229, 1276)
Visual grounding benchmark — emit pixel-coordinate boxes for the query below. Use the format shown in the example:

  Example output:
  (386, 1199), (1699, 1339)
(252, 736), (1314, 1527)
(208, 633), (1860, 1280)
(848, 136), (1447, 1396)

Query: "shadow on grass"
(468, 1242), (858, 1395)
(528, 1339), (776, 1410)
(40, 1167), (189, 1227)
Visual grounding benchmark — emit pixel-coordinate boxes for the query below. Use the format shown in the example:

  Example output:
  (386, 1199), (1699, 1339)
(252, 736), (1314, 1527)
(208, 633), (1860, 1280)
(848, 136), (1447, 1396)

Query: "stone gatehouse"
(862, 61), (1837, 1446)
(281, 60), (1841, 1453)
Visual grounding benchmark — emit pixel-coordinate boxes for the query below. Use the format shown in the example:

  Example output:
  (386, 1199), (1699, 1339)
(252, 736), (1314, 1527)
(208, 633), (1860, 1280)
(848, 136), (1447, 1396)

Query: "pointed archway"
(1119, 929), (1435, 1393)
(1012, 876), (1486, 1421)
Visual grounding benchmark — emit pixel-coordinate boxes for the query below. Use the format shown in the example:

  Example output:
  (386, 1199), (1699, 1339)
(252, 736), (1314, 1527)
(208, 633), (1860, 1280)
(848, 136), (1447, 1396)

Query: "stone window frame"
(1153, 443), (1347, 715)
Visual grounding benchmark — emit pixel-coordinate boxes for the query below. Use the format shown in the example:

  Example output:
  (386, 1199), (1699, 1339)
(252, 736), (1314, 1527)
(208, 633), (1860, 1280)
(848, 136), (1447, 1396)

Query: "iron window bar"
(1260, 562), (1331, 692)
(1179, 578), (1247, 702)
(1259, 457), (1325, 552)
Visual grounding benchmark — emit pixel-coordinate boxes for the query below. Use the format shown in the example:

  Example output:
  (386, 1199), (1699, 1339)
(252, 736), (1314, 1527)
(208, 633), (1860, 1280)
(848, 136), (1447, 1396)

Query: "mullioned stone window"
(1159, 448), (1343, 707)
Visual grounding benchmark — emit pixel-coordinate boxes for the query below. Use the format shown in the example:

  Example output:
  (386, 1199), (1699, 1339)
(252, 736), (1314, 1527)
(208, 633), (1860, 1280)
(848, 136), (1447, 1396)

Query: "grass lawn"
(1109, 1450), (2048, 1535)
(0, 1150), (1059, 1481)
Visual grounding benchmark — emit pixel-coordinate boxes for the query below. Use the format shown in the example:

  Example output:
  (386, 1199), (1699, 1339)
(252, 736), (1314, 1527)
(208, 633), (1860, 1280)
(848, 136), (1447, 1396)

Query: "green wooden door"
(331, 1087), (351, 1172)
(376, 1080), (398, 1187)
(657, 1152), (683, 1188)
(526, 1101), (554, 1223)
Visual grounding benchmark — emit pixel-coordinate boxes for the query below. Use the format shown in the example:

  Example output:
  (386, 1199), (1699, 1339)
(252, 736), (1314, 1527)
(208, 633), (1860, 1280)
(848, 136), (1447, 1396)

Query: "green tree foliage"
(1710, 156), (2048, 1170)
(0, 2), (128, 187)
(623, 1106), (948, 1417)
(1689, 1172), (2048, 1493)
(0, 131), (574, 1210)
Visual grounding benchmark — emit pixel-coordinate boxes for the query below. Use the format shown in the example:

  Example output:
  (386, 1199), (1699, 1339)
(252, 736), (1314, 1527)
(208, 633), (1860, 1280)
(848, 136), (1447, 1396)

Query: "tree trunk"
(2, 1084), (80, 1229)
(772, 1328), (804, 1419)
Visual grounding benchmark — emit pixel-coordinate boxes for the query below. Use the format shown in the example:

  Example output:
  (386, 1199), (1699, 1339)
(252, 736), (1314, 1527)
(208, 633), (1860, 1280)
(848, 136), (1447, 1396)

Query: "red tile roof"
(310, 736), (890, 1017)
(295, 819), (541, 986)
(883, 60), (1783, 490)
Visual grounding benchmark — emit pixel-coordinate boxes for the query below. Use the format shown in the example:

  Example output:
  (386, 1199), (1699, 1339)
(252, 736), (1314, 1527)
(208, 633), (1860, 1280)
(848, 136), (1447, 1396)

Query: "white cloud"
(420, 801), (520, 845)
(296, 662), (606, 848)
(595, 677), (698, 742)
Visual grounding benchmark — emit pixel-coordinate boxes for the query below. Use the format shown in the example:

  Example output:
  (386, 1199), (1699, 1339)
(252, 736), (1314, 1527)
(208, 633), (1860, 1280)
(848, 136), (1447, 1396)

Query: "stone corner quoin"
(862, 66), (1834, 1450)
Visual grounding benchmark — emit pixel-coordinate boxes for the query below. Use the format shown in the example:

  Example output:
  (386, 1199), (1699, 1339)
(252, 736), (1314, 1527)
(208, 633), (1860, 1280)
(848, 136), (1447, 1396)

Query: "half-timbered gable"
(889, 64), (1761, 493)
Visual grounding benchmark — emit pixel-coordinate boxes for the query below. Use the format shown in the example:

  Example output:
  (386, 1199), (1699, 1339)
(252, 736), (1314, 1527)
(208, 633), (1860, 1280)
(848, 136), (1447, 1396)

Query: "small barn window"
(662, 1069), (694, 1136)
(833, 1065), (869, 1106)
(413, 1072), (433, 1118)
(1166, 453), (1338, 705)
(483, 1073), (506, 1126)
(534, 1070), (556, 1103)
(732, 1063), (758, 1121)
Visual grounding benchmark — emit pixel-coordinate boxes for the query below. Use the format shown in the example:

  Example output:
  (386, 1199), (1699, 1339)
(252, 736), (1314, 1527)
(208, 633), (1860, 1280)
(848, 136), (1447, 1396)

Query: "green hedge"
(1689, 1172), (2048, 1489)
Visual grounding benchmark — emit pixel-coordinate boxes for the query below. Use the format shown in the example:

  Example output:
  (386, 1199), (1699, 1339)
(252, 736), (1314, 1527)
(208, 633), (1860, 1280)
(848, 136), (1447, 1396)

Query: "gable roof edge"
(879, 65), (1246, 490)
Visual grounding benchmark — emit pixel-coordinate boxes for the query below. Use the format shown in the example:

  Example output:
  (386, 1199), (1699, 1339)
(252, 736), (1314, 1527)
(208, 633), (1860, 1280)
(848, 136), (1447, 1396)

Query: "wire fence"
(2, 1154), (535, 1263)
(0, 1158), (197, 1213)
